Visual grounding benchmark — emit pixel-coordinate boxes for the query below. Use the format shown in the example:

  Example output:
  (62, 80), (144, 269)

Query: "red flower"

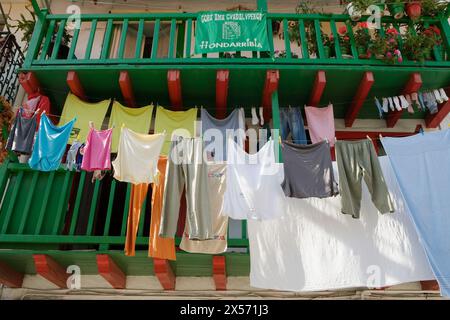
(338, 26), (348, 35)
(386, 28), (398, 35)
(343, 36), (350, 41)
(358, 22), (368, 29)
(430, 25), (441, 35)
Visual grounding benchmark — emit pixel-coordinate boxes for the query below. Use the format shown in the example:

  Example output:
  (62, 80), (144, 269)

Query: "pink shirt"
(305, 104), (335, 147)
(81, 127), (113, 171)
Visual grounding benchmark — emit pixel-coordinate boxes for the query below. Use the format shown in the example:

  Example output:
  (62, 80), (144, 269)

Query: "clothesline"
(25, 84), (450, 112)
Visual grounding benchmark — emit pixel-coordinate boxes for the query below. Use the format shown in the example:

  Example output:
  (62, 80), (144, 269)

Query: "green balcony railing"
(0, 161), (249, 252)
(22, 10), (450, 69)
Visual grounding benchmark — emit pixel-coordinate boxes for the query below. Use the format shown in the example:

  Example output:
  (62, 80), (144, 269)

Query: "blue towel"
(381, 129), (450, 297)
(29, 114), (76, 171)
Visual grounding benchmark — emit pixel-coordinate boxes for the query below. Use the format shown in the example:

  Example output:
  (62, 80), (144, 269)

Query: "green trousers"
(335, 139), (395, 218)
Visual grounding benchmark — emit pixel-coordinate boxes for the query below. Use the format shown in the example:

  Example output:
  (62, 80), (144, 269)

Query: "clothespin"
(366, 135), (372, 141)
(379, 133), (383, 140)
(89, 121), (95, 129)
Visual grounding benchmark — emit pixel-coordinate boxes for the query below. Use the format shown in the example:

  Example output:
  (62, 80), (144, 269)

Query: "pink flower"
(386, 28), (398, 35)
(394, 49), (400, 55)
(386, 52), (392, 58)
(389, 38), (396, 44)
(398, 56), (403, 63)
(338, 26), (348, 35)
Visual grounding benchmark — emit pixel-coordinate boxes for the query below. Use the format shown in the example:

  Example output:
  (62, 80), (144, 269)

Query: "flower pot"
(406, 2), (421, 20)
(357, 46), (367, 58)
(323, 45), (331, 58)
(347, 3), (362, 21)
(388, 3), (405, 19)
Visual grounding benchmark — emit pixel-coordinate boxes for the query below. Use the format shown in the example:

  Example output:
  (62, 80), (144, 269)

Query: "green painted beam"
(50, 19), (67, 60)
(34, 171), (55, 235)
(69, 171), (86, 235)
(134, 19), (145, 59)
(23, 9), (48, 68)
(120, 184), (131, 236)
(117, 19), (128, 59)
(38, 19), (56, 61)
(151, 19), (160, 59)
(86, 179), (101, 235)
(0, 172), (24, 234)
(100, 18), (114, 60)
(53, 171), (72, 235)
(17, 171), (39, 234)
(84, 19), (97, 60)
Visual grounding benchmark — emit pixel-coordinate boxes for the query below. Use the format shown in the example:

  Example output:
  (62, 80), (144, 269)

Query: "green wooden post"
(439, 18), (450, 56)
(282, 19), (291, 59)
(101, 18), (114, 60)
(298, 19), (309, 59)
(52, 171), (72, 235)
(50, 19), (67, 60)
(120, 184), (132, 236)
(17, 171), (39, 234)
(69, 171), (86, 235)
(151, 19), (161, 59)
(345, 21), (359, 59)
(99, 180), (116, 251)
(117, 19), (129, 59)
(0, 172), (23, 234)
(184, 19), (192, 58)
(85, 19), (98, 59)
(271, 90), (282, 163)
(138, 197), (147, 237)
(134, 19), (145, 59)
(168, 19), (177, 59)
(34, 171), (55, 235)
(38, 19), (56, 61)
(86, 179), (101, 235)
(176, 20), (186, 58)
(266, 18), (274, 57)
(68, 23), (81, 60)
(23, 9), (48, 68)
(314, 20), (325, 59)
(330, 20), (342, 60)
(0, 160), (9, 199)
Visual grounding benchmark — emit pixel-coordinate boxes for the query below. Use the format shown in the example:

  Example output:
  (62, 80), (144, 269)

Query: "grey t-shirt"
(6, 109), (37, 155)
(281, 140), (338, 199)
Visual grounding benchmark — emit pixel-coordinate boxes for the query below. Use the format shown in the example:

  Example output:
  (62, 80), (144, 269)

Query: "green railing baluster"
(52, 171), (72, 235)
(85, 19), (98, 59)
(266, 18), (274, 57)
(50, 19), (67, 60)
(18, 171), (39, 234)
(345, 20), (359, 59)
(86, 179), (101, 235)
(23, 9), (48, 68)
(168, 18), (177, 59)
(424, 21), (442, 62)
(151, 19), (161, 59)
(439, 17), (450, 58)
(0, 172), (23, 234)
(67, 23), (80, 60)
(392, 22), (403, 50)
(176, 20), (185, 58)
(241, 220), (247, 239)
(282, 19), (292, 59)
(135, 18), (145, 59)
(184, 19), (192, 58)
(38, 19), (56, 61)
(35, 171), (55, 235)
(69, 171), (86, 235)
(117, 18), (129, 59)
(330, 20), (341, 60)
(120, 184), (132, 236)
(101, 18), (113, 60)
(298, 19), (309, 59)
(138, 197), (147, 237)
(99, 180), (116, 251)
(314, 20), (325, 59)
(271, 90), (283, 162)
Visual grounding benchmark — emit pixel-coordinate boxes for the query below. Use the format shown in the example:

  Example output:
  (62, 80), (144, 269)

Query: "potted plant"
(421, 0), (448, 17)
(368, 28), (403, 63)
(337, 25), (352, 57)
(344, 0), (386, 20)
(9, 0), (72, 58)
(386, 0), (405, 19)
(322, 33), (333, 58)
(354, 22), (372, 58)
(405, 1), (422, 20)
(402, 25), (442, 61)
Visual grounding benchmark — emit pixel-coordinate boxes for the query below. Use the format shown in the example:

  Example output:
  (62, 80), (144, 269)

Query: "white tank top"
(221, 138), (285, 220)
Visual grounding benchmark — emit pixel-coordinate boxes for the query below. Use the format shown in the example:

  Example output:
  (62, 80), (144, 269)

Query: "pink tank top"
(81, 127), (113, 171)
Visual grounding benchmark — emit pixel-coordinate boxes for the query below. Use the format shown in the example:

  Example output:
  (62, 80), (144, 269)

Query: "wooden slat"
(50, 19), (67, 60)
(345, 20), (359, 59)
(0, 172), (23, 234)
(345, 71), (375, 127)
(184, 19), (192, 58)
(117, 19), (129, 59)
(120, 184), (132, 236)
(67, 24), (80, 60)
(168, 19), (177, 59)
(35, 171), (55, 235)
(103, 180), (116, 236)
(69, 171), (86, 235)
(97, 254), (126, 289)
(52, 171), (72, 235)
(151, 19), (161, 59)
(38, 19), (56, 61)
(134, 19), (145, 59)
(33, 254), (68, 288)
(266, 18), (274, 56)
(298, 19), (309, 59)
(84, 19), (98, 59)
(282, 19), (291, 59)
(100, 19), (114, 60)
(330, 20), (342, 60)
(17, 171), (39, 234)
(314, 20), (325, 59)
(86, 179), (101, 235)
(0, 261), (24, 288)
(212, 256), (227, 290)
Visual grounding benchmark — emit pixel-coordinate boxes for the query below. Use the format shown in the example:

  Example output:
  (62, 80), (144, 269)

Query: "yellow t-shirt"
(154, 106), (197, 155)
(108, 101), (154, 152)
(59, 93), (110, 144)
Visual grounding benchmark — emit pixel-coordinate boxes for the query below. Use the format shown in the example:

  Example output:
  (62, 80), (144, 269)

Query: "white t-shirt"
(221, 138), (285, 220)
